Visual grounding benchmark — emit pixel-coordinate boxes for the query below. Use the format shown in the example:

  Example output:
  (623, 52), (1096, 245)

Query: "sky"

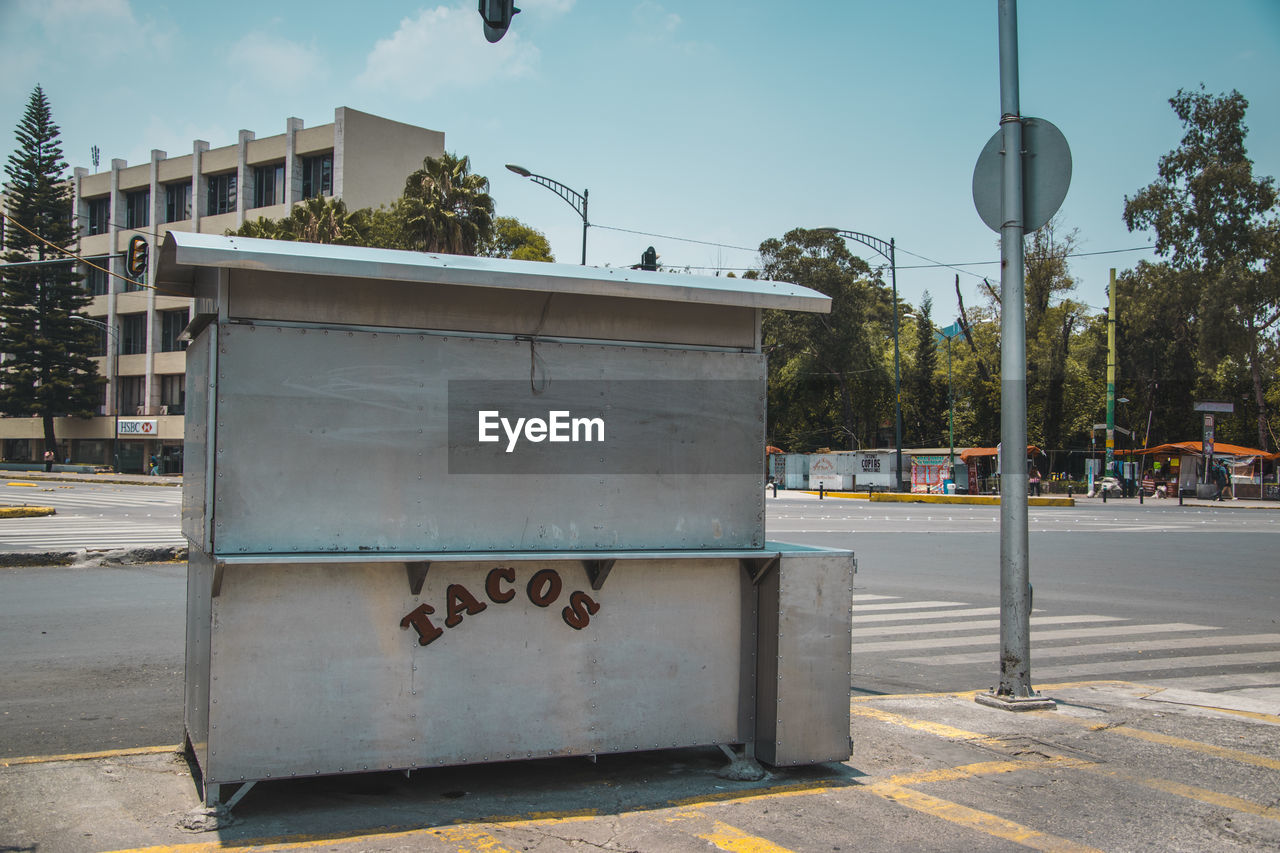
(2, 0), (1278, 322)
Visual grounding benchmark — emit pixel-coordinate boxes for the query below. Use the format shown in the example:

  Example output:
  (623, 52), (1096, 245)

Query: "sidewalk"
(2, 681), (1276, 851)
(0, 470), (182, 487)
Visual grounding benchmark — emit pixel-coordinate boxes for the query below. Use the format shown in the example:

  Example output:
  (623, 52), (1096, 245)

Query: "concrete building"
(0, 108), (443, 472)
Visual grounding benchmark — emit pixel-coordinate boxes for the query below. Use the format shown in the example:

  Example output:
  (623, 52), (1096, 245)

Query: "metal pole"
(948, 333), (955, 479)
(978, 0), (1049, 710)
(581, 189), (588, 266)
(1106, 269), (1117, 477)
(891, 239), (903, 492)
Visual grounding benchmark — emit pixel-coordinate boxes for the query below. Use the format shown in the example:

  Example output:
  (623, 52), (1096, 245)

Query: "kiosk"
(159, 233), (855, 806)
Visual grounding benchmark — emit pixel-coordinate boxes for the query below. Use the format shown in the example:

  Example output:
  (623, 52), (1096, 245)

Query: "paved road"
(0, 479), (184, 553)
(768, 492), (1280, 702)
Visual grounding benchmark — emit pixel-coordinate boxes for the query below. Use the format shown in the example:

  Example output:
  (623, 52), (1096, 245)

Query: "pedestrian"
(43, 449), (55, 472)
(1028, 465), (1042, 497)
(1213, 462), (1228, 501)
(149, 454), (160, 477)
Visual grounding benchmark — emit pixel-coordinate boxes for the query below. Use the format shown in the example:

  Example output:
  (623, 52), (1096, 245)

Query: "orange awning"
(959, 445), (1043, 463)
(1133, 441), (1271, 457)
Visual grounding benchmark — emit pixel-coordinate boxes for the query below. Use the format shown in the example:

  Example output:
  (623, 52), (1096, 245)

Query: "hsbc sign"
(118, 419), (158, 436)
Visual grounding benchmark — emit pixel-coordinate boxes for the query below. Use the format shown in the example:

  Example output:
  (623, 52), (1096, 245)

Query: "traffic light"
(126, 235), (148, 279)
(639, 246), (658, 271)
(478, 0), (520, 43)
(126, 235), (148, 278)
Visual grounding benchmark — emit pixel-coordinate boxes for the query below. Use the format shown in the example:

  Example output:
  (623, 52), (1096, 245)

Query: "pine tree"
(1, 86), (102, 456)
(906, 293), (942, 446)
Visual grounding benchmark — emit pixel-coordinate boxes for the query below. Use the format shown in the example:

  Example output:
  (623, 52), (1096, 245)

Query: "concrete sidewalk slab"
(3, 680), (1278, 851)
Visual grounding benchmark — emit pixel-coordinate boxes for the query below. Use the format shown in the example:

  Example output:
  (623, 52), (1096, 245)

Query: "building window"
(160, 309), (189, 352)
(85, 320), (108, 356)
(206, 172), (237, 215)
(301, 152), (332, 199)
(87, 197), (109, 235)
(84, 257), (110, 296)
(119, 376), (145, 412)
(120, 314), (146, 355)
(159, 374), (185, 415)
(165, 182), (191, 222)
(125, 189), (150, 229)
(253, 162), (285, 208)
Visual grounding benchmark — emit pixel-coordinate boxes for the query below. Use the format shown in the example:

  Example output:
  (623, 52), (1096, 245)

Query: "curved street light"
(506, 164), (588, 265)
(819, 228), (904, 491)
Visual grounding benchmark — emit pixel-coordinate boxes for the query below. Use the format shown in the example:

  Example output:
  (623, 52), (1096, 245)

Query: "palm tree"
(397, 152), (494, 255)
(230, 197), (365, 245)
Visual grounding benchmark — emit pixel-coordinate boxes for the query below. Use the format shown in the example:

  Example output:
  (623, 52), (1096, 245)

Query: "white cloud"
(356, 4), (539, 99)
(520, 0), (576, 13)
(632, 1), (682, 34)
(227, 31), (327, 93)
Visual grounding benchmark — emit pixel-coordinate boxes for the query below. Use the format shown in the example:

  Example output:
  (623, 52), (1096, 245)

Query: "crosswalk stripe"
(850, 614), (1124, 639)
(852, 594), (900, 602)
(852, 600), (967, 611)
(1034, 650), (1280, 679)
(855, 606), (1007, 623)
(855, 623), (1222, 654)
(891, 632), (1280, 665)
(1138, 672), (1280, 691)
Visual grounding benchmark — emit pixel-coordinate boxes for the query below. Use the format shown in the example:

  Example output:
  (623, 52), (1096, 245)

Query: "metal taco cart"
(158, 232), (855, 807)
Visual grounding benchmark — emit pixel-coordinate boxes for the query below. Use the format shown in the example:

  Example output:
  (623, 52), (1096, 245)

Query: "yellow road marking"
(5, 481), (39, 487)
(849, 703), (1004, 746)
(884, 757), (1090, 786)
(1, 743), (180, 767)
(109, 824), (518, 853)
(696, 818), (797, 852)
(1092, 723), (1280, 770)
(862, 781), (1102, 852)
(1084, 766), (1280, 822)
(668, 779), (842, 808)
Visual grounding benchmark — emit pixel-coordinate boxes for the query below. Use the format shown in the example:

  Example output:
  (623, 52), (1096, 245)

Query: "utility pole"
(1106, 268), (1117, 478)
(975, 0), (1055, 711)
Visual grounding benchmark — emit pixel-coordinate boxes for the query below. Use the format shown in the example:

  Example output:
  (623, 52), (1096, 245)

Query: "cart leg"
(203, 782), (221, 808)
(717, 744), (765, 781)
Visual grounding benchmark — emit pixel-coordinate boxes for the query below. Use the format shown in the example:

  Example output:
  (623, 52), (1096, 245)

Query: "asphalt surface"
(2, 478), (1278, 851)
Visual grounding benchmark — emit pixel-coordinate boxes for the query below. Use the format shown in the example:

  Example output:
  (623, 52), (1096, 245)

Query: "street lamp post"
(505, 164), (588, 265)
(74, 316), (120, 471)
(820, 228), (903, 491)
(937, 321), (963, 485)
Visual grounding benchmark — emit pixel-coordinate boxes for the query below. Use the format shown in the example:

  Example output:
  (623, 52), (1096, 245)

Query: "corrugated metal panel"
(157, 232), (831, 314)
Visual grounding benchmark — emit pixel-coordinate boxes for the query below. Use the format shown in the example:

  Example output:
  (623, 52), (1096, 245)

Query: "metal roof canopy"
(157, 232), (830, 314)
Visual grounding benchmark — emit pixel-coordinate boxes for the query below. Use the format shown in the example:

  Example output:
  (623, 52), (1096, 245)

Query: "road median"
(803, 491), (1075, 506)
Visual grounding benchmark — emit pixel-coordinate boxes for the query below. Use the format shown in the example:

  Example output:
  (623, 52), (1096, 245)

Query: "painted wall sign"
(118, 419), (158, 436)
(400, 566), (600, 648)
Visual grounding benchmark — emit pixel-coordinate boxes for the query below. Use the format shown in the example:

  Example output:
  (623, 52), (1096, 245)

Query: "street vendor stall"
(959, 446), (1043, 495)
(160, 232), (856, 808)
(1135, 441), (1275, 499)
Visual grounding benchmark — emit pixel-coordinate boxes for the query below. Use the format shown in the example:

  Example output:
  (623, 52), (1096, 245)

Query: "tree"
(232, 197), (400, 247)
(397, 152), (494, 255)
(480, 216), (554, 262)
(1123, 86), (1279, 450)
(0, 87), (102, 455)
(903, 293), (942, 447)
(758, 228), (890, 451)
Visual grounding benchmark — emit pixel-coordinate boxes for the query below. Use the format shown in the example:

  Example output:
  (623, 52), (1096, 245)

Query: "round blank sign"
(972, 117), (1071, 234)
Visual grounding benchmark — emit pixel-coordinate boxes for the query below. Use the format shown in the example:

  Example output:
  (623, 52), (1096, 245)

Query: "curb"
(803, 491), (1075, 507)
(0, 545), (187, 568)
(0, 506), (56, 518)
